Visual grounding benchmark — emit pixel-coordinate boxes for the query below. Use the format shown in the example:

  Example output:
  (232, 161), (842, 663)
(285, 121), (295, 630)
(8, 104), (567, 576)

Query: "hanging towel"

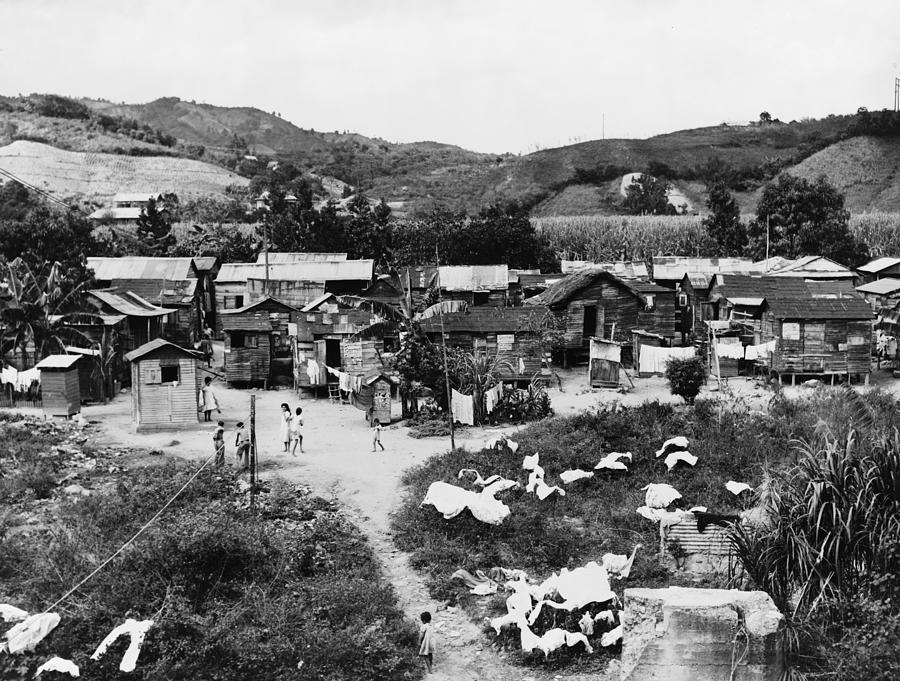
(639, 345), (695, 375)
(484, 384), (503, 414)
(451, 389), (475, 425)
(744, 340), (776, 361)
(518, 357), (526, 374)
(306, 360), (320, 385)
(339, 371), (352, 392)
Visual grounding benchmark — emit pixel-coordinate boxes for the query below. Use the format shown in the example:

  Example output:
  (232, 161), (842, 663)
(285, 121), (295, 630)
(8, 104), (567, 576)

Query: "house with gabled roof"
(527, 269), (677, 364)
(856, 278), (900, 313)
(765, 255), (857, 282)
(83, 289), (177, 354)
(220, 297), (298, 386)
(857, 256), (900, 284)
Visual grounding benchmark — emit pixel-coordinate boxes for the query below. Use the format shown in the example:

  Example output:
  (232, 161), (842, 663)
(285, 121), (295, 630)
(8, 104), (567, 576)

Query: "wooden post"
(435, 247), (455, 450)
(250, 394), (257, 511)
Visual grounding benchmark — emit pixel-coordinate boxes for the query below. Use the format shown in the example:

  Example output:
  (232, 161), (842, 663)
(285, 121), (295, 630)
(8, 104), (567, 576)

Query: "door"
(314, 340), (328, 384)
(325, 339), (341, 375)
(590, 359), (619, 387)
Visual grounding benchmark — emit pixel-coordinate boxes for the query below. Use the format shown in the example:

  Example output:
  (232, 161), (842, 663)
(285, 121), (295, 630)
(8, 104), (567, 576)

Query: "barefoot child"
(372, 418), (385, 452)
(213, 421), (225, 467)
(290, 407), (304, 455)
(279, 403), (293, 452)
(418, 611), (435, 673)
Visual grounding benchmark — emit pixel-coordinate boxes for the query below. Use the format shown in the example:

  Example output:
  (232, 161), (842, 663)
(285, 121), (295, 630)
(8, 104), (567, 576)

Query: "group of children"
(279, 403), (305, 455)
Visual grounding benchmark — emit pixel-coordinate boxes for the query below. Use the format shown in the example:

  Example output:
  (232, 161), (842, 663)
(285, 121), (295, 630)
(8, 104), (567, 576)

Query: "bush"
(664, 355), (708, 404)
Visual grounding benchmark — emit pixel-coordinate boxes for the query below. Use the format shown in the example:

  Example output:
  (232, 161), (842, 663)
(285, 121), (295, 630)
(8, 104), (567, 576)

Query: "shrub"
(664, 355), (708, 404)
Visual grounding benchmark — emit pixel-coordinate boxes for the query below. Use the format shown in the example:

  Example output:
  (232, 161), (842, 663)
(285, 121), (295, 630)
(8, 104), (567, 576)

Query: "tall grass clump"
(730, 388), (900, 681)
(849, 212), (900, 257)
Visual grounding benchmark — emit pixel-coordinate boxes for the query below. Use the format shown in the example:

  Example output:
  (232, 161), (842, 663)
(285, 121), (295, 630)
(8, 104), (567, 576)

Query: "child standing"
(234, 421), (250, 470)
(290, 407), (304, 455)
(213, 421), (225, 467)
(372, 418), (385, 452)
(279, 403), (293, 452)
(198, 376), (220, 422)
(418, 611), (435, 673)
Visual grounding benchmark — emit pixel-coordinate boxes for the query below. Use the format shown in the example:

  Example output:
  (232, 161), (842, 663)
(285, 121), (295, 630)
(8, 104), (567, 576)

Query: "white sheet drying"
(90, 618), (154, 672)
(0, 604), (28, 622)
(601, 544), (641, 579)
(595, 451), (631, 471)
(560, 469), (594, 484)
(421, 480), (515, 525)
(3, 612), (61, 654)
(457, 468), (502, 487)
(664, 451), (698, 471)
(642, 483), (682, 508)
(726, 480), (753, 495)
(655, 436), (688, 457)
(36, 656), (80, 677)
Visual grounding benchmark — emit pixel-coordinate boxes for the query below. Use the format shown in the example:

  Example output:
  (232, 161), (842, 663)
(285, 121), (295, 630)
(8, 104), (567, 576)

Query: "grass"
(0, 418), (422, 681)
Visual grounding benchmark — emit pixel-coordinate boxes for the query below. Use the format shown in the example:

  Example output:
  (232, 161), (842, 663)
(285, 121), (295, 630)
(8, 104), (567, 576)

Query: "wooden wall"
(772, 318), (871, 375)
(224, 333), (272, 384)
(341, 340), (383, 375)
(132, 356), (200, 430)
(215, 282), (248, 336)
(247, 278), (325, 309)
(41, 370), (80, 416)
(428, 330), (543, 379)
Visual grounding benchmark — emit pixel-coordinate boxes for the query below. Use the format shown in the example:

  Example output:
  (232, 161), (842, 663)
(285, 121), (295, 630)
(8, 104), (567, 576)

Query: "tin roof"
(87, 207), (143, 221)
(35, 354), (81, 370)
(528, 269), (646, 308)
(769, 297), (874, 320)
(192, 256), (219, 272)
(219, 296), (297, 316)
(562, 260), (649, 279)
(767, 255), (855, 278)
(124, 338), (201, 362)
(438, 265), (509, 291)
(652, 256), (756, 282)
(221, 315), (273, 331)
(255, 252), (348, 264)
(87, 289), (177, 317)
(418, 305), (552, 333)
(858, 256), (900, 274)
(217, 260), (373, 283)
(110, 278), (197, 306)
(87, 257), (196, 281)
(857, 278), (900, 295)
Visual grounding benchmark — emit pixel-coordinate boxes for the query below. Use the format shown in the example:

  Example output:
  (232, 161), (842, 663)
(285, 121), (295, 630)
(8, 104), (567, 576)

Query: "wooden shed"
(857, 256), (900, 284)
(365, 371), (399, 425)
(856, 278), (900, 314)
(527, 269), (677, 365)
(35, 355), (82, 418)
(220, 297), (297, 386)
(124, 339), (202, 432)
(588, 338), (622, 388)
(418, 306), (551, 382)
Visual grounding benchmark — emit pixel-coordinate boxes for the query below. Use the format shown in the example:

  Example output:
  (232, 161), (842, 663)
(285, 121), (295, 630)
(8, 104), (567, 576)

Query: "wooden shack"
(220, 297), (297, 386)
(84, 289), (176, 355)
(437, 265), (510, 307)
(418, 306), (551, 382)
(64, 346), (105, 402)
(857, 256), (900, 284)
(856, 278), (900, 314)
(527, 269), (677, 365)
(588, 338), (622, 388)
(365, 371), (398, 425)
(35, 355), (82, 417)
(124, 339), (202, 432)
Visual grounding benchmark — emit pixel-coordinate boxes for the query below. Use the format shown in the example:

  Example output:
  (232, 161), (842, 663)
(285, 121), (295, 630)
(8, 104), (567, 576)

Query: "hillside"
(0, 140), (248, 205)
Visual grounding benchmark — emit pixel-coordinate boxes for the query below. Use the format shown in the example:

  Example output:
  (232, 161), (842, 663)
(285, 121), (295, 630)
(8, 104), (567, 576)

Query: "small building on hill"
(418, 306), (552, 381)
(220, 297), (297, 386)
(528, 269), (678, 365)
(124, 339), (202, 432)
(857, 256), (900, 284)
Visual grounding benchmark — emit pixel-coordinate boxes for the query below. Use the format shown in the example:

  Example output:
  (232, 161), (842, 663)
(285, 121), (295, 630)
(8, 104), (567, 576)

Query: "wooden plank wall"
(224, 334), (272, 384)
(215, 282), (247, 335)
(637, 291), (677, 338)
(135, 358), (199, 427)
(436, 331), (543, 380)
(247, 278), (325, 309)
(773, 319), (872, 375)
(341, 340), (383, 374)
(41, 371), (80, 416)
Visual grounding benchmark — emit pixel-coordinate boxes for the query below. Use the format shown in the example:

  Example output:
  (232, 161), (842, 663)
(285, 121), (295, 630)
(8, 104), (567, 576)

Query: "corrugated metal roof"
(770, 298), (874, 320)
(217, 260), (373, 283)
(124, 338), (200, 362)
(88, 257), (196, 281)
(35, 354), (81, 370)
(192, 256), (218, 272)
(87, 289), (177, 317)
(652, 256), (756, 282)
(221, 315), (273, 331)
(256, 252), (348, 264)
(300, 293), (334, 312)
(857, 278), (900, 295)
(858, 256), (900, 274)
(563, 260), (649, 279)
(438, 265), (509, 291)
(219, 296), (297, 315)
(772, 255), (850, 274)
(418, 305), (552, 333)
(528, 269), (645, 308)
(110, 279), (196, 306)
(87, 207), (142, 220)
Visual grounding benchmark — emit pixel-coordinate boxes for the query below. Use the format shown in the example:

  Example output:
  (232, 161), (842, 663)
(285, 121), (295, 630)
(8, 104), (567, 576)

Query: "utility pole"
(764, 215), (770, 272)
(262, 220), (270, 297)
(895, 77), (899, 112)
(434, 247), (455, 449)
(249, 394), (257, 510)
(602, 113), (605, 141)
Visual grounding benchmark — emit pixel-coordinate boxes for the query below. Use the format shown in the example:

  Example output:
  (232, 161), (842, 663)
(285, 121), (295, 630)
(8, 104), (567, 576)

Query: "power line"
(0, 165), (71, 209)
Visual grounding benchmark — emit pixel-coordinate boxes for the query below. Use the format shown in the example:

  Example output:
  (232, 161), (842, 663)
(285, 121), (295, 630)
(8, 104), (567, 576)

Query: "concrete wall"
(621, 587), (782, 681)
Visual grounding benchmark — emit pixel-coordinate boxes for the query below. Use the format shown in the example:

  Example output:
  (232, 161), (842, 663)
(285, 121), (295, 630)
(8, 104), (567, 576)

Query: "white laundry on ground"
(36, 656), (80, 677)
(450, 569), (499, 595)
(578, 611), (594, 636)
(3, 612), (61, 654)
(636, 506), (686, 523)
(489, 579), (535, 634)
(451, 389), (475, 426)
(521, 452), (540, 471)
(526, 471), (565, 500)
(726, 480), (753, 495)
(655, 436), (689, 457)
(601, 544), (641, 579)
(484, 435), (518, 452)
(0, 604), (28, 622)
(90, 618), (154, 673)
(600, 625), (623, 647)
(421, 480), (515, 525)
(559, 469), (594, 484)
(516, 616), (593, 657)
(594, 610), (616, 626)
(595, 451), (631, 471)
(642, 483), (682, 509)
(664, 450), (698, 471)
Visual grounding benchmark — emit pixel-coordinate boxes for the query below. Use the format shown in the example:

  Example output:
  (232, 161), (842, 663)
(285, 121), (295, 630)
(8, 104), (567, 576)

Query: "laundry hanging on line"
(451, 389), (475, 425)
(484, 383), (504, 414)
(638, 345), (696, 375)
(305, 359), (320, 385)
(744, 340), (776, 361)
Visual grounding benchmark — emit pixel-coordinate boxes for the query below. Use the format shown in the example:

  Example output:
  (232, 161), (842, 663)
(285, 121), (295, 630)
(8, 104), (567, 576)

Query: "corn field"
(534, 212), (900, 261)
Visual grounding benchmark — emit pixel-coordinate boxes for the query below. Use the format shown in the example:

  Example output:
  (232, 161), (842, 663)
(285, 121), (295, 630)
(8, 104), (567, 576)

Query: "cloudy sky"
(1, 0), (898, 153)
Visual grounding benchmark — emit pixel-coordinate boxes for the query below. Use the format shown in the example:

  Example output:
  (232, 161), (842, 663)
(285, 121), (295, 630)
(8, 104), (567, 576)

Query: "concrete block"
(621, 587), (783, 681)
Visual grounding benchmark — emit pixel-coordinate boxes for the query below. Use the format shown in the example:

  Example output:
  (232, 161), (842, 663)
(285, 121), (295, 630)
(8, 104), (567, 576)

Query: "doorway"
(583, 305), (598, 339)
(325, 339), (341, 374)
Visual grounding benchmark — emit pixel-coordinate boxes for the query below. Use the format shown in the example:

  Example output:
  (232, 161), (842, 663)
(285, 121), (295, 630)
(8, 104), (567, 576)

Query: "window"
(678, 293), (689, 307)
(473, 291), (489, 306)
(235, 295), (244, 308)
(160, 365), (180, 383)
(230, 332), (258, 349)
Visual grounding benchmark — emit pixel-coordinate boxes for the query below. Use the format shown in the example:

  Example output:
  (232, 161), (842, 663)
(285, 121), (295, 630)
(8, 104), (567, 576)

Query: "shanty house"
(83, 289), (176, 354)
(294, 293), (383, 388)
(86, 257), (212, 346)
(35, 354), (82, 417)
(220, 297), (297, 386)
(87, 192), (163, 225)
(418, 305), (553, 381)
(651, 257), (757, 289)
(857, 257), (900, 284)
(765, 255), (857, 282)
(124, 339), (202, 432)
(438, 265), (510, 306)
(562, 260), (649, 278)
(528, 269), (677, 364)
(856, 278), (900, 314)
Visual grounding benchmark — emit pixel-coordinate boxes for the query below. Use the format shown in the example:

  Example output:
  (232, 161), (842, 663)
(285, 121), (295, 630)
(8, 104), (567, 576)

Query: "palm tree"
(0, 258), (98, 367)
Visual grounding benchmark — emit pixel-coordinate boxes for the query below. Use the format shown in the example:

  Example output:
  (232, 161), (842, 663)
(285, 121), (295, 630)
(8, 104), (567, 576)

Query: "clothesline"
(0, 366), (40, 391)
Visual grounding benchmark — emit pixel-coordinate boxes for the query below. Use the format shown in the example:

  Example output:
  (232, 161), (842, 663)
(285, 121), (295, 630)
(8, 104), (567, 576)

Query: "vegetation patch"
(0, 418), (422, 681)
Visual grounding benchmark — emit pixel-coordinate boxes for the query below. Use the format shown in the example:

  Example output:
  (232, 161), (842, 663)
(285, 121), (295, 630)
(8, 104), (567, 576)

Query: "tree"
(136, 193), (178, 256)
(748, 174), (868, 265)
(623, 173), (675, 215)
(169, 224), (258, 263)
(702, 183), (747, 256)
(759, 111), (773, 124)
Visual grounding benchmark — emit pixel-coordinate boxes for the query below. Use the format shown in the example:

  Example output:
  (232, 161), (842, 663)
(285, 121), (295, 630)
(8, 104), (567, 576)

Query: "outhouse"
(124, 339), (202, 432)
(364, 371), (399, 425)
(35, 355), (82, 417)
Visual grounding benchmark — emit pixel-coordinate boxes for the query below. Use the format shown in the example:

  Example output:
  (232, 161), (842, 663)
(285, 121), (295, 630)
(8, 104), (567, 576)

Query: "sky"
(1, 0), (899, 154)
